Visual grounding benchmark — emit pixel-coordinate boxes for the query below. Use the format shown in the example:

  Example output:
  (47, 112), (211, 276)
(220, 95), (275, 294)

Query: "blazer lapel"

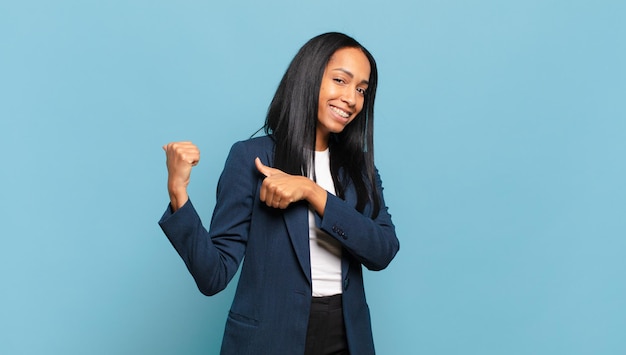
(277, 165), (363, 288)
(282, 203), (312, 284)
(340, 182), (358, 285)
(259, 140), (312, 284)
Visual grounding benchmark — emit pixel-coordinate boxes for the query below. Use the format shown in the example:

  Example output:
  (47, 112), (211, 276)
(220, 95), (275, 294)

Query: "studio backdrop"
(1, 1), (625, 354)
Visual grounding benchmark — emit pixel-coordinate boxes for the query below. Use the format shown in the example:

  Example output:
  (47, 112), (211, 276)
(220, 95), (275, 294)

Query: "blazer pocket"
(227, 310), (259, 328)
(222, 311), (260, 354)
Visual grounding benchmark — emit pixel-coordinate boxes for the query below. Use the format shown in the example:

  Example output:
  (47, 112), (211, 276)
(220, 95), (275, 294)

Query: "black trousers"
(304, 294), (349, 355)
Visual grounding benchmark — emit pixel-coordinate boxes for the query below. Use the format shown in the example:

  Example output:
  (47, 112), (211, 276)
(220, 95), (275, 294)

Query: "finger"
(163, 142), (178, 153)
(164, 142), (200, 167)
(271, 194), (280, 208)
(260, 179), (279, 207)
(255, 157), (272, 177)
(259, 179), (267, 203)
(175, 144), (200, 164)
(180, 151), (199, 165)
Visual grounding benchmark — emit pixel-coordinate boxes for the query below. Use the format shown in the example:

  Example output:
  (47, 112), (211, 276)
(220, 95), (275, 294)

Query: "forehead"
(326, 47), (371, 80)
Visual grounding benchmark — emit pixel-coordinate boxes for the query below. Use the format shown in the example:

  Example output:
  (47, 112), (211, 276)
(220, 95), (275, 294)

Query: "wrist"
(167, 184), (188, 212)
(305, 179), (327, 216)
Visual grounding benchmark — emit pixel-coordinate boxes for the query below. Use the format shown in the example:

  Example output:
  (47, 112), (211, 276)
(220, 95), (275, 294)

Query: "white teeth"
(331, 106), (350, 118)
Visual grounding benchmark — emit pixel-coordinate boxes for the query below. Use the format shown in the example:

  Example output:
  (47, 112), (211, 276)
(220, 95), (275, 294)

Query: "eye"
(333, 78), (346, 84)
(357, 87), (367, 95)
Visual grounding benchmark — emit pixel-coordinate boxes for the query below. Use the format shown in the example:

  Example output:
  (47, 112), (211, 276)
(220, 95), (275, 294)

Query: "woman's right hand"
(162, 141), (200, 211)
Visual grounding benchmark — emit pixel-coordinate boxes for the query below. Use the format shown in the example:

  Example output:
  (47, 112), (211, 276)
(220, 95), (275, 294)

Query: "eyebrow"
(332, 68), (369, 85)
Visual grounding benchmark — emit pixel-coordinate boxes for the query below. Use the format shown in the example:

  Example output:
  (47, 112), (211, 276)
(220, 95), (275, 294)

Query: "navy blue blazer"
(159, 136), (399, 354)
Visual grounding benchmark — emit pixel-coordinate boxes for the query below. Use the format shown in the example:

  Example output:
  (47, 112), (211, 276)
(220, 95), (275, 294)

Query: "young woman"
(160, 32), (399, 355)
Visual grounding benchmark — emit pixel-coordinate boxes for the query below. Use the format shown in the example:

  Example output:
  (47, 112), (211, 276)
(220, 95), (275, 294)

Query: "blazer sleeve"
(319, 169), (399, 271)
(158, 141), (257, 296)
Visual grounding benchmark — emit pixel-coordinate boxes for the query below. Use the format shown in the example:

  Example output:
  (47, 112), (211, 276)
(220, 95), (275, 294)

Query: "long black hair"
(264, 32), (380, 218)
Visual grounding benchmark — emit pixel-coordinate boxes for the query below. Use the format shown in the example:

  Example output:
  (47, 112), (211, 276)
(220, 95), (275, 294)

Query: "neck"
(315, 129), (329, 151)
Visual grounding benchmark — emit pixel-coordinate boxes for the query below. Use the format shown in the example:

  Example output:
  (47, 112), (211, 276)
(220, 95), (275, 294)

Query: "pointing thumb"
(255, 157), (271, 177)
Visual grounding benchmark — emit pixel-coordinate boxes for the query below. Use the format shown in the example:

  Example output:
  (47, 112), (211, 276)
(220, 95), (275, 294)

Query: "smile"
(330, 106), (350, 118)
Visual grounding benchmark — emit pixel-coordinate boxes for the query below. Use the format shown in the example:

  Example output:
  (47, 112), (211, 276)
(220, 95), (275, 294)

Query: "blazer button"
(333, 225), (347, 239)
(343, 279), (349, 290)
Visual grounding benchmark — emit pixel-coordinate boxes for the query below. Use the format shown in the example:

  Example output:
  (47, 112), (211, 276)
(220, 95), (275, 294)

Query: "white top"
(308, 149), (342, 297)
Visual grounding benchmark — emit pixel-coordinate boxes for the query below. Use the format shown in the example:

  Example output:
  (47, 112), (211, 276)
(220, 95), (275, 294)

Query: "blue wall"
(1, 1), (624, 354)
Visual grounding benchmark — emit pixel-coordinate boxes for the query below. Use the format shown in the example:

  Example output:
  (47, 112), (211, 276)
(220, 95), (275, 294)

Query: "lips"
(330, 105), (351, 119)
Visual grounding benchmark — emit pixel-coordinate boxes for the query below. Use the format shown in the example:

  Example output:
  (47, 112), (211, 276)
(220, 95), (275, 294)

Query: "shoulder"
(229, 135), (274, 153)
(217, 136), (274, 190)
(228, 135), (275, 165)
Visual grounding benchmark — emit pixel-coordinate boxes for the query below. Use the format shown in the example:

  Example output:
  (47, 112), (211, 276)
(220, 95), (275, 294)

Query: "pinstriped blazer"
(159, 135), (399, 354)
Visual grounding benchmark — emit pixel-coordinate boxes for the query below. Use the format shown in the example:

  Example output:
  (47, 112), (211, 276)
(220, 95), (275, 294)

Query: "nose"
(341, 87), (356, 107)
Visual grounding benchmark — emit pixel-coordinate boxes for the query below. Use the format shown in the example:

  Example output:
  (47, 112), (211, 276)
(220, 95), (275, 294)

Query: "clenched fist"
(255, 157), (327, 215)
(163, 141), (200, 211)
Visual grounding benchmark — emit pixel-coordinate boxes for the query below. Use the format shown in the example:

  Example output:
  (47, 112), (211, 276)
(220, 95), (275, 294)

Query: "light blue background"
(1, 1), (625, 354)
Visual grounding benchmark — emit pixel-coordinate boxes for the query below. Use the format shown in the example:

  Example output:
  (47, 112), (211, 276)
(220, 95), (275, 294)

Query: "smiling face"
(316, 47), (371, 150)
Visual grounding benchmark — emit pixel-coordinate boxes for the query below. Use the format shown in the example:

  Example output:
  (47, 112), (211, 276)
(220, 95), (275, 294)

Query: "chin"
(328, 124), (348, 134)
